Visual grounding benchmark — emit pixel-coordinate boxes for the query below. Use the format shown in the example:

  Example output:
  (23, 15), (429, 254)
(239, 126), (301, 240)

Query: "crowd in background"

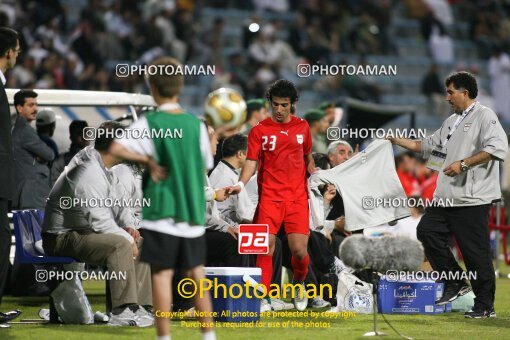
(2, 0), (510, 111)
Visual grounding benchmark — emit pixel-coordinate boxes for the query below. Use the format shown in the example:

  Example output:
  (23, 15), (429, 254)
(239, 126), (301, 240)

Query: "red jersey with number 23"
(247, 115), (312, 201)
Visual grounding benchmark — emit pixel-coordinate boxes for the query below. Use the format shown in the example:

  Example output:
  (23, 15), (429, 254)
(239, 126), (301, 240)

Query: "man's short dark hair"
(266, 79), (299, 104)
(14, 89), (37, 110)
(395, 151), (415, 166)
(0, 27), (18, 57)
(445, 71), (478, 99)
(94, 121), (125, 151)
(69, 120), (88, 142)
(222, 134), (248, 158)
(313, 152), (330, 170)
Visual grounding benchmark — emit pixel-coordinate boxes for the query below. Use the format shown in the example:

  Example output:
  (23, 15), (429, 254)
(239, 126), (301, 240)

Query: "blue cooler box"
(378, 276), (451, 314)
(204, 267), (261, 322)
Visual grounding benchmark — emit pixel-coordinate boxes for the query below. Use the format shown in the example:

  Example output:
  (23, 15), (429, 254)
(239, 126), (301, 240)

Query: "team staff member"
(0, 27), (22, 326)
(228, 79), (317, 311)
(388, 71), (508, 319)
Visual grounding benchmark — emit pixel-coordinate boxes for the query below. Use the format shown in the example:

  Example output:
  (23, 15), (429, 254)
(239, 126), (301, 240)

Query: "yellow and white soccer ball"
(204, 88), (247, 129)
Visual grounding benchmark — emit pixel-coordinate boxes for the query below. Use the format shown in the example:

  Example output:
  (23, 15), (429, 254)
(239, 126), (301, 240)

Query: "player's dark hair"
(69, 120), (89, 142)
(313, 152), (330, 170)
(395, 151), (415, 167)
(94, 121), (125, 151)
(0, 27), (18, 57)
(14, 89), (37, 113)
(445, 71), (478, 99)
(266, 79), (299, 104)
(222, 134), (248, 158)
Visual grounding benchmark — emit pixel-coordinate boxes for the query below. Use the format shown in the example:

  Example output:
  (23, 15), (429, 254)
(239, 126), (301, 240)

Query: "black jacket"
(0, 80), (14, 201)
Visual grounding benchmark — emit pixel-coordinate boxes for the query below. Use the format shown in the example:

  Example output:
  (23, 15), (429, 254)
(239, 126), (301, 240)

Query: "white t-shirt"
(116, 114), (213, 238)
(309, 139), (411, 232)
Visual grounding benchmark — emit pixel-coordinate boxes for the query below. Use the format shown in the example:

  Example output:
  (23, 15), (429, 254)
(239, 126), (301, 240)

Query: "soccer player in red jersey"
(227, 80), (317, 311)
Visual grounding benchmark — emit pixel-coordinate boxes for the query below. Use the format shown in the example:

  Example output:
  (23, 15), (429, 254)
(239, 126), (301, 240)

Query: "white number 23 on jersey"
(262, 135), (276, 151)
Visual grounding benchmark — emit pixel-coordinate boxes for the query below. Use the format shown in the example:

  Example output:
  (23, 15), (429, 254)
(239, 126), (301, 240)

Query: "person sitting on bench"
(41, 121), (153, 327)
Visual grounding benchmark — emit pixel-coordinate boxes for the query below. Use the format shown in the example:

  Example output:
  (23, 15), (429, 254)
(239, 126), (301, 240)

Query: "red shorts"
(253, 199), (310, 235)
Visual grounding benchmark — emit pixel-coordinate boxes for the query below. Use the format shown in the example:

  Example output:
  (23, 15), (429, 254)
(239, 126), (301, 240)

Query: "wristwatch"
(460, 160), (469, 172)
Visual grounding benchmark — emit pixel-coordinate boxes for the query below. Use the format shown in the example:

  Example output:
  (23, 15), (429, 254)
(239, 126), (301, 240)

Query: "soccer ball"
(204, 88), (247, 129)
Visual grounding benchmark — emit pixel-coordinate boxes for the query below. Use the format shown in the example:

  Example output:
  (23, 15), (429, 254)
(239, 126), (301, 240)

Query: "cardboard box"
(378, 276), (451, 314)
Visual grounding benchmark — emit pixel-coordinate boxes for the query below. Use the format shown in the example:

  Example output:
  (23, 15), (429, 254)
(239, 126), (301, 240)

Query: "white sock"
(202, 331), (216, 340)
(157, 336), (170, 340)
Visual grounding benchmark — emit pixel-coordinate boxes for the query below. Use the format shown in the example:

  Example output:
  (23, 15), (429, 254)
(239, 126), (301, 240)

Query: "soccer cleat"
(308, 296), (331, 309)
(270, 298), (294, 311)
(436, 281), (472, 305)
(292, 282), (308, 311)
(464, 307), (496, 319)
(260, 299), (274, 312)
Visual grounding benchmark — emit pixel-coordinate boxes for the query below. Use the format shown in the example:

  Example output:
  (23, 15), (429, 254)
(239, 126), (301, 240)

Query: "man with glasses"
(0, 26), (22, 327)
(388, 71), (508, 319)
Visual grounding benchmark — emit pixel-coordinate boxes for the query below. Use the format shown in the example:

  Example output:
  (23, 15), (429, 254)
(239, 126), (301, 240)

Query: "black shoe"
(435, 281), (472, 305)
(0, 310), (22, 323)
(464, 307), (496, 319)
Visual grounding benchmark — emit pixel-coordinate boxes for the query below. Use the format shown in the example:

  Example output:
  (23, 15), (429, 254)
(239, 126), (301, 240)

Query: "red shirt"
(397, 170), (420, 197)
(420, 173), (438, 201)
(247, 116), (312, 201)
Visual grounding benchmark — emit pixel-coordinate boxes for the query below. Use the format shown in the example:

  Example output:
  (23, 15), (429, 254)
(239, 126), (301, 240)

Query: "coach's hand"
(443, 161), (462, 177)
(225, 185), (241, 195)
(147, 157), (167, 182)
(323, 184), (336, 204)
(324, 230), (332, 244)
(353, 144), (360, 155)
(124, 227), (140, 243)
(334, 216), (351, 236)
(132, 242), (139, 259)
(226, 226), (239, 240)
(215, 188), (229, 202)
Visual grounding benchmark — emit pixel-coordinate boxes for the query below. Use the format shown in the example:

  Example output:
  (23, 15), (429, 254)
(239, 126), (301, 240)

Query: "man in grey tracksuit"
(389, 71), (508, 319)
(41, 122), (152, 327)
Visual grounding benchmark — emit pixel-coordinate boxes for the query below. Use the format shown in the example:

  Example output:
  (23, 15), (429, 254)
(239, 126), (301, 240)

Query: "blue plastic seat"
(12, 210), (75, 264)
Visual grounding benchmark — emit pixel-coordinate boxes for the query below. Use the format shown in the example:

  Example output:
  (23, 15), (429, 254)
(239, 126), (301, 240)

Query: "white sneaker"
(38, 308), (50, 321)
(134, 306), (154, 326)
(108, 307), (145, 327)
(260, 299), (273, 312)
(308, 296), (331, 309)
(270, 298), (294, 311)
(324, 306), (340, 314)
(292, 282), (308, 311)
